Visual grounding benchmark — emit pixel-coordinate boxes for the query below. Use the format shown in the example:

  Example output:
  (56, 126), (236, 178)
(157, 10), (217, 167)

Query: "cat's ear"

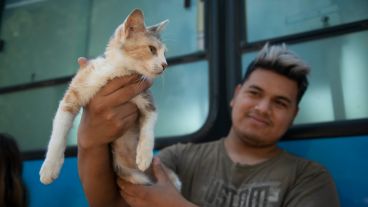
(147, 19), (169, 34)
(117, 9), (146, 39)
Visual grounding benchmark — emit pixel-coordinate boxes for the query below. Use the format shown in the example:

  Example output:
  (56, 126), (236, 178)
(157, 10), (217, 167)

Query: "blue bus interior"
(0, 0), (367, 206)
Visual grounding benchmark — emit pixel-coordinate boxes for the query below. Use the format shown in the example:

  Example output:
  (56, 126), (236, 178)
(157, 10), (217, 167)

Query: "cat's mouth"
(142, 71), (162, 79)
(148, 69), (164, 77)
(153, 71), (163, 75)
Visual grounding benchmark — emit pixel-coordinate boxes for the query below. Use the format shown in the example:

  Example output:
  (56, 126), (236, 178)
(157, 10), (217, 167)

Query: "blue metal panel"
(22, 158), (88, 207)
(279, 135), (368, 207)
(22, 136), (368, 207)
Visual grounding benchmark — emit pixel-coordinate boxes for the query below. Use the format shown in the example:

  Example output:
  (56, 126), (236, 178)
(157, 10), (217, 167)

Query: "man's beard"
(239, 131), (277, 148)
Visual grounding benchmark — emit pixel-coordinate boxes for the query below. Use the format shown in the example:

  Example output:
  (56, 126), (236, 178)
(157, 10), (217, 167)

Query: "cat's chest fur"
(71, 57), (143, 107)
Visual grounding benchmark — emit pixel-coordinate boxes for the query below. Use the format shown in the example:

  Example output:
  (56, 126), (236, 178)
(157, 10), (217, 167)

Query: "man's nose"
(254, 99), (271, 113)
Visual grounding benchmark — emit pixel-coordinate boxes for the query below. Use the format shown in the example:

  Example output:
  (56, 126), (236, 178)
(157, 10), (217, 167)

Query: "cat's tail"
(39, 100), (80, 185)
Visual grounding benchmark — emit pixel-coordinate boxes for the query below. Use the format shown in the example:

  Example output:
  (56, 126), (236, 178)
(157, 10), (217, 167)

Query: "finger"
(117, 178), (130, 190)
(121, 192), (145, 207)
(103, 79), (152, 107)
(115, 102), (138, 118)
(116, 103), (139, 127)
(120, 192), (136, 206)
(152, 157), (170, 183)
(118, 178), (144, 197)
(99, 75), (142, 96)
(114, 112), (138, 137)
(118, 179), (134, 195)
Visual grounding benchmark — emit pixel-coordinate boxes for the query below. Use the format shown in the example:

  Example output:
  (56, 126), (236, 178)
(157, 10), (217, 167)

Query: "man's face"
(230, 69), (299, 147)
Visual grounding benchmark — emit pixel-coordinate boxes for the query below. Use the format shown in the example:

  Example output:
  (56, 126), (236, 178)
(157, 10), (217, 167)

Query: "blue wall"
(23, 158), (88, 207)
(23, 135), (368, 207)
(279, 135), (368, 207)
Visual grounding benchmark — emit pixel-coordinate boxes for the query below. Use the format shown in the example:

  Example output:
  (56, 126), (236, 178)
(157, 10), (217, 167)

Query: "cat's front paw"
(136, 144), (153, 171)
(39, 158), (64, 185)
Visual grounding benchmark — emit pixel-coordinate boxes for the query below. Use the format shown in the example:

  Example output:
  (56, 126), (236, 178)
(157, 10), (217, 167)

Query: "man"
(78, 44), (340, 207)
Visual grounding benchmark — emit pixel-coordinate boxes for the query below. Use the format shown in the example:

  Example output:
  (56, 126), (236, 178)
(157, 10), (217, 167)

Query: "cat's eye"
(149, 45), (157, 55)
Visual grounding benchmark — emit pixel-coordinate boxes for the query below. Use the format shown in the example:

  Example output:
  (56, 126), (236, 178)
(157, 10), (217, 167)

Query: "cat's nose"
(162, 62), (168, 70)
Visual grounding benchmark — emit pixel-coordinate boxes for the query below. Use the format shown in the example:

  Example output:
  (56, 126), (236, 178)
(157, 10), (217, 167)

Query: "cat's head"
(106, 9), (169, 79)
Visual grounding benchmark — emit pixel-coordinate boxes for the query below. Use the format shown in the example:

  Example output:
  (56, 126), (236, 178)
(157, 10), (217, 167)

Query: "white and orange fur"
(39, 9), (181, 189)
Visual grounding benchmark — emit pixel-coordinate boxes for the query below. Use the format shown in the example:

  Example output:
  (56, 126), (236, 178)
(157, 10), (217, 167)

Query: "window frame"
(3, 0), (368, 160)
(0, 0), (229, 158)
(237, 1), (368, 141)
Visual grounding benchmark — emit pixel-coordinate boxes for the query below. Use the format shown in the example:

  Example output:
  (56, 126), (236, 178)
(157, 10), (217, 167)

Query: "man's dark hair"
(242, 43), (310, 104)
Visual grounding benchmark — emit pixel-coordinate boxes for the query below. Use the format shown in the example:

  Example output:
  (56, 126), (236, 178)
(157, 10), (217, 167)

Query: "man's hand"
(78, 74), (152, 149)
(119, 157), (197, 207)
(77, 57), (153, 207)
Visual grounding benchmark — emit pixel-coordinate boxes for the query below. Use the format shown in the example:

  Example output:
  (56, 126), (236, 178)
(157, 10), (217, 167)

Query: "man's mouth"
(247, 114), (271, 126)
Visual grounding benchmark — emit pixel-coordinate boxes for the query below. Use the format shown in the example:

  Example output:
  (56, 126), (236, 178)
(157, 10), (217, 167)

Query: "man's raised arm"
(77, 75), (152, 207)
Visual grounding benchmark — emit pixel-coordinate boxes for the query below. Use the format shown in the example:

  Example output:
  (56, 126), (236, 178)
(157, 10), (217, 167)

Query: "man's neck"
(224, 130), (282, 165)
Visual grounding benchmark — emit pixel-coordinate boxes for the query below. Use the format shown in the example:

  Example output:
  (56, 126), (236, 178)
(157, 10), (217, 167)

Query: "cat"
(39, 9), (181, 189)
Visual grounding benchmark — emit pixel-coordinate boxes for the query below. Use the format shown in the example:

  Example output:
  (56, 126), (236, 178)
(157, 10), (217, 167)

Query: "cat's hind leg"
(112, 128), (152, 185)
(132, 92), (157, 171)
(136, 111), (156, 171)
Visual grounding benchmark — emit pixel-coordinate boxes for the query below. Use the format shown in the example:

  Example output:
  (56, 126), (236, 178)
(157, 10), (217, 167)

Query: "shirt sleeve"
(158, 143), (187, 173)
(283, 162), (340, 207)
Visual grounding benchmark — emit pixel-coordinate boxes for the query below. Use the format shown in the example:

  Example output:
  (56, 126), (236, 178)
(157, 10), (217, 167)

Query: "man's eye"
(248, 90), (259, 96)
(149, 45), (157, 54)
(275, 101), (288, 108)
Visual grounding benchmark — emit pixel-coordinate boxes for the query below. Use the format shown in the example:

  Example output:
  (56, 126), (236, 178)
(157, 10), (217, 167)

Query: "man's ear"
(289, 106), (299, 127)
(294, 107), (299, 118)
(230, 84), (242, 107)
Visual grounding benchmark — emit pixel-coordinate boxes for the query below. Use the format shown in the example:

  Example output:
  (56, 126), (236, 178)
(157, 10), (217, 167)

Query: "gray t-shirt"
(159, 138), (340, 207)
